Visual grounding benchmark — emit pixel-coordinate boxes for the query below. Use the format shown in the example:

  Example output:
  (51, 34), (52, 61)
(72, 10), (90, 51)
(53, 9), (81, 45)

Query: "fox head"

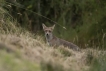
(42, 24), (55, 40)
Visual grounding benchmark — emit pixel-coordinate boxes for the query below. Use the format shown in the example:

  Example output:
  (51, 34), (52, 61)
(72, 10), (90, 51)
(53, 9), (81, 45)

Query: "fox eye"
(49, 30), (51, 32)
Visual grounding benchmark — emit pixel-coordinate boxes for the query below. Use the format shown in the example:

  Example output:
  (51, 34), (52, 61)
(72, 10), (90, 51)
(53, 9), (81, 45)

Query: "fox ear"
(51, 24), (55, 30)
(42, 23), (47, 29)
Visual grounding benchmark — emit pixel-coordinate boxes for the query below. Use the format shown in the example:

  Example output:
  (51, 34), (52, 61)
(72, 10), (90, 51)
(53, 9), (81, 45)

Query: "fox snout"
(46, 33), (49, 36)
(45, 30), (51, 36)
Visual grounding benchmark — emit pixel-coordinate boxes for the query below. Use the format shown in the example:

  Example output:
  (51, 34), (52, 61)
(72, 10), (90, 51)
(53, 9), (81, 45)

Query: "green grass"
(89, 52), (106, 71)
(0, 50), (41, 71)
(40, 60), (65, 71)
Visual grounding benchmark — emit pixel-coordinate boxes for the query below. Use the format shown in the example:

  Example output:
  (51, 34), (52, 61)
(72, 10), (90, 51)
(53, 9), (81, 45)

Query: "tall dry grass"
(0, 1), (106, 71)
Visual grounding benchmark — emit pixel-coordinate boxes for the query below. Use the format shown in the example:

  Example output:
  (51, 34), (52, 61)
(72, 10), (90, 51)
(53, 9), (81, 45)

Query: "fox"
(42, 24), (80, 51)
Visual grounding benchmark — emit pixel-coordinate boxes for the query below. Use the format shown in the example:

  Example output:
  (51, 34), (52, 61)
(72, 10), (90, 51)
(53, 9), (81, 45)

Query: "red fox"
(42, 24), (80, 51)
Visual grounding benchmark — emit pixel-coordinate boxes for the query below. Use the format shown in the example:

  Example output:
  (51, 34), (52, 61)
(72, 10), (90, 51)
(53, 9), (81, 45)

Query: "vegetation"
(5, 0), (106, 49)
(0, 0), (106, 71)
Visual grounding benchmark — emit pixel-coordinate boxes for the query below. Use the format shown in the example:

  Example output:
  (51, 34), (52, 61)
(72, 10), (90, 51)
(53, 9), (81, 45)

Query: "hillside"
(0, 27), (106, 71)
(0, 31), (97, 71)
(0, 3), (106, 71)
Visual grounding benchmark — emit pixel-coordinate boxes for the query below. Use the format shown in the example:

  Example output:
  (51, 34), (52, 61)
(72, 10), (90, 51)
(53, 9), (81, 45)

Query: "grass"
(0, 2), (106, 71)
(58, 46), (73, 57)
(89, 50), (106, 71)
(0, 50), (40, 71)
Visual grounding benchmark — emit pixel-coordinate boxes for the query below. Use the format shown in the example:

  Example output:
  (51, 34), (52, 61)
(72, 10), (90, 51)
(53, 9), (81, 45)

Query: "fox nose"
(46, 33), (49, 36)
